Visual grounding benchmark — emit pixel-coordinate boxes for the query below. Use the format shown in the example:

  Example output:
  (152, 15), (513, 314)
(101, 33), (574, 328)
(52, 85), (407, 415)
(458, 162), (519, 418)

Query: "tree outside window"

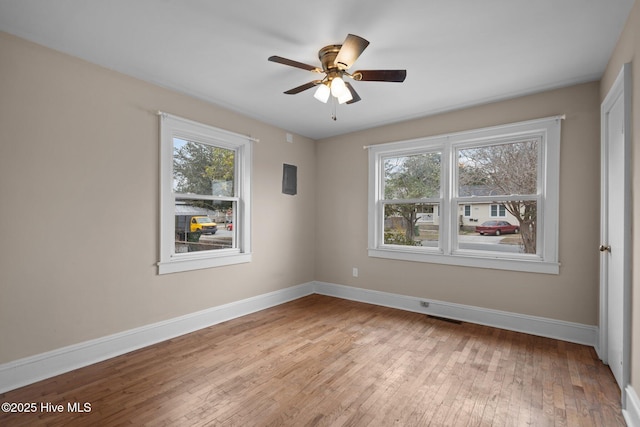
(173, 139), (235, 195)
(382, 152), (441, 245)
(458, 139), (539, 254)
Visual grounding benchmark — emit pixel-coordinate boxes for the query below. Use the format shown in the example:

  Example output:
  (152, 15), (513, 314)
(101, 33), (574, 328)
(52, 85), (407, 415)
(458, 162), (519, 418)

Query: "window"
(368, 116), (561, 274)
(490, 204), (506, 217)
(158, 113), (252, 274)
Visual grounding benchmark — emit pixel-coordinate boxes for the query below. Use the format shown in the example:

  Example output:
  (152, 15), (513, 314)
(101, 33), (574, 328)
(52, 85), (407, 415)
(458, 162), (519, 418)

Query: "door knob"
(599, 244), (611, 252)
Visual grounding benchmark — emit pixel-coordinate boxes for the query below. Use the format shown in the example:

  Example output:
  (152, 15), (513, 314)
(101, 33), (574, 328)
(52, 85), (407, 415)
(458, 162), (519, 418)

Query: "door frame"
(599, 62), (632, 405)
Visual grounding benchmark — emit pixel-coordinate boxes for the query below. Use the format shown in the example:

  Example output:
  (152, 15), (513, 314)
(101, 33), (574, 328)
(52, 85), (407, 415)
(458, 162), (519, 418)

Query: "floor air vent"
(427, 315), (463, 325)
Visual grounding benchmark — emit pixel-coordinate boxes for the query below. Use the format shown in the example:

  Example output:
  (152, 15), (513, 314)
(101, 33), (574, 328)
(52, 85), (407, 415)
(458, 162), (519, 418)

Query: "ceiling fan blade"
(268, 56), (321, 72)
(334, 34), (370, 70)
(283, 80), (321, 94)
(345, 82), (361, 104)
(353, 69), (407, 82)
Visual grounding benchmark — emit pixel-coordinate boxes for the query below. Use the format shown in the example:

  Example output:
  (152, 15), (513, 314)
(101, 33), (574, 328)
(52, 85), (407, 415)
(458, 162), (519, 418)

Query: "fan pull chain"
(330, 96), (337, 121)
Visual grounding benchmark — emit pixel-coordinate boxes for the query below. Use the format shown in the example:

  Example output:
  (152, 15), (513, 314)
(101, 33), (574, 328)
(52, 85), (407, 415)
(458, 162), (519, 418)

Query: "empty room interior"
(1, 1), (639, 426)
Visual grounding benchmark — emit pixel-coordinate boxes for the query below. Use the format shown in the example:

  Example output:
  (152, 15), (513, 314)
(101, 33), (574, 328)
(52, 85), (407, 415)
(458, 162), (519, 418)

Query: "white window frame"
(463, 204), (472, 217)
(368, 116), (562, 274)
(158, 113), (252, 274)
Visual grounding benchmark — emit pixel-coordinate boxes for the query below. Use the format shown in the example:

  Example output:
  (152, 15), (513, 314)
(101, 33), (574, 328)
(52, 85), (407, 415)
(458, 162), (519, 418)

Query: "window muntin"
(159, 113), (251, 274)
(368, 116), (561, 274)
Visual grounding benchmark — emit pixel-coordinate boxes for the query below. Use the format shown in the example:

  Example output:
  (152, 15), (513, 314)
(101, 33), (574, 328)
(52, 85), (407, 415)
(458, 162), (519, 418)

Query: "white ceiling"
(0, 0), (634, 140)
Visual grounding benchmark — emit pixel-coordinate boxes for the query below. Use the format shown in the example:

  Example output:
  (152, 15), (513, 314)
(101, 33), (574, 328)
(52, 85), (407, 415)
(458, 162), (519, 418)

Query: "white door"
(599, 63), (630, 393)
(604, 92), (624, 387)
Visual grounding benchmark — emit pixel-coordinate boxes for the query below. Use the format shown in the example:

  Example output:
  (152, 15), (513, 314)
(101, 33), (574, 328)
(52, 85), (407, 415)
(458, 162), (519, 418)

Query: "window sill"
(158, 252), (252, 274)
(368, 248), (559, 274)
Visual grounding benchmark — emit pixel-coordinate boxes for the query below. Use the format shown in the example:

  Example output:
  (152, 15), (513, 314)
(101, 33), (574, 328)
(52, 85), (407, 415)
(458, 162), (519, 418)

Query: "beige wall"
(316, 82), (601, 325)
(0, 32), (316, 363)
(0, 15), (627, 385)
(600, 0), (640, 398)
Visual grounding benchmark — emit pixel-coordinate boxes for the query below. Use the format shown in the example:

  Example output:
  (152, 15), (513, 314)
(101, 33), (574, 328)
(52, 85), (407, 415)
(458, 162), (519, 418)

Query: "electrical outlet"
(352, 267), (359, 278)
(420, 301), (429, 308)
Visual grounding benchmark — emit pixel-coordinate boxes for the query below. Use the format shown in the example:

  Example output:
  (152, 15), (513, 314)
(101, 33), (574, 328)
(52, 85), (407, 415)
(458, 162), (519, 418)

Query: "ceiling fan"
(268, 34), (406, 114)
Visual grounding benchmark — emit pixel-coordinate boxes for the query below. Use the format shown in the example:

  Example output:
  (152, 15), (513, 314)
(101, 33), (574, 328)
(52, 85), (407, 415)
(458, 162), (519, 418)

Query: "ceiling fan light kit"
(313, 83), (331, 103)
(268, 34), (406, 120)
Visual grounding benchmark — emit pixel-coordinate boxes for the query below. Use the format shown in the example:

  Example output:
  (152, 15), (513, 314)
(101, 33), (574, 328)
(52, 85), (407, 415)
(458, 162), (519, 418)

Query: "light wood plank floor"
(0, 294), (625, 426)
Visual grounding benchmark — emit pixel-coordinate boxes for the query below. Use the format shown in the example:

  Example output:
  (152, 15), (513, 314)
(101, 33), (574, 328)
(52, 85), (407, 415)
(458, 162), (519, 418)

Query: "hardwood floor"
(0, 294), (625, 426)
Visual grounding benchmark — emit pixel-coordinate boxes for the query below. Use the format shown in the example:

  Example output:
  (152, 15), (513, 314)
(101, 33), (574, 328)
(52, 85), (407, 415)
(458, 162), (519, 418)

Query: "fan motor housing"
(318, 44), (343, 73)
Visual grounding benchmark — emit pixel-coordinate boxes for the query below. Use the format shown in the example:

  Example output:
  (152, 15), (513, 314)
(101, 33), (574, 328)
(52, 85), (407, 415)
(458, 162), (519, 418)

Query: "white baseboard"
(0, 282), (314, 394)
(312, 281), (598, 346)
(624, 385), (640, 427)
(0, 280), (601, 395)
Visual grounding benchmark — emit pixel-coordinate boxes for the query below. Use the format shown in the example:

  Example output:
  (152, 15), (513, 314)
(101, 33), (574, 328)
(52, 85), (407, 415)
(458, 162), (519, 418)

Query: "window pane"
(174, 199), (234, 253)
(384, 203), (439, 247)
(383, 152), (441, 199)
(458, 139), (538, 196)
(173, 138), (235, 196)
(458, 201), (537, 254)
